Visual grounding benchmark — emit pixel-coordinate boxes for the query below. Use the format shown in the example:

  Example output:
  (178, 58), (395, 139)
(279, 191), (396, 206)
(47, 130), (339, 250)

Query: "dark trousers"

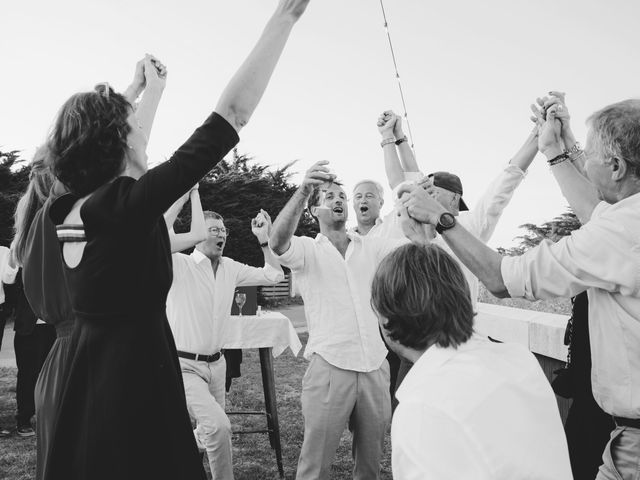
(0, 304), (9, 352)
(14, 324), (56, 426)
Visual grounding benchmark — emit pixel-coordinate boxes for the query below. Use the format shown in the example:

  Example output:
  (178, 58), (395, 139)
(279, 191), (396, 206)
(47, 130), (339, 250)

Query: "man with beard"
(165, 193), (284, 480)
(269, 161), (427, 479)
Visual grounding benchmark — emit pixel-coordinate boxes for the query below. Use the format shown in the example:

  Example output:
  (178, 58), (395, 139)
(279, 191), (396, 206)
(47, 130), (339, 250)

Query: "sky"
(3, 0), (640, 248)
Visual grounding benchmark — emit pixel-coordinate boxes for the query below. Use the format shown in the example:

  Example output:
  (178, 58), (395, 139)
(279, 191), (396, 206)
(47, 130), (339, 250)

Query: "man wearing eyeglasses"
(166, 203), (284, 480)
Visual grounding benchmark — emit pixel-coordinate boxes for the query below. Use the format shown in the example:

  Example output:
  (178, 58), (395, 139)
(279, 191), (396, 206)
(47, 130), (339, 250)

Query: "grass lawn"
(0, 333), (392, 480)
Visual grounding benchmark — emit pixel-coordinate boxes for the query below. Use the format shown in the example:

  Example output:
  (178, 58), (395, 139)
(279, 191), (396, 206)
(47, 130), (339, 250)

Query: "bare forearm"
(136, 85), (164, 142)
(549, 160), (599, 223)
(383, 144), (405, 189)
(397, 141), (419, 173)
(123, 84), (144, 105)
(164, 195), (189, 229)
(269, 188), (309, 254)
(215, 10), (300, 132)
(189, 191), (207, 240)
(509, 130), (538, 171)
(440, 223), (510, 298)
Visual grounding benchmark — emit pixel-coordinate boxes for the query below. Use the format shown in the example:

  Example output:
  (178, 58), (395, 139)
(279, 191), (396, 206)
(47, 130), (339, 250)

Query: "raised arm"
(122, 57), (146, 105)
(165, 186), (207, 253)
(135, 55), (167, 143)
(126, 0), (312, 223)
(392, 113), (419, 173)
(270, 160), (332, 255)
(401, 184), (508, 297)
(215, 0), (311, 133)
(533, 93), (599, 223)
(378, 111), (405, 189)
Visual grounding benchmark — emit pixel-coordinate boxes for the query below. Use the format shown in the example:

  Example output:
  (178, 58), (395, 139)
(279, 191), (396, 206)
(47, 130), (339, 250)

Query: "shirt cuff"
(504, 163), (527, 178)
(263, 264), (285, 283)
(500, 256), (525, 298)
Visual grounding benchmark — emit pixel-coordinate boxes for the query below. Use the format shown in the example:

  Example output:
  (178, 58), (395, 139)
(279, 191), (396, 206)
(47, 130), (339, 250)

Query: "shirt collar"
(396, 334), (482, 400)
(351, 217), (383, 235)
(314, 231), (362, 244)
(190, 248), (212, 265)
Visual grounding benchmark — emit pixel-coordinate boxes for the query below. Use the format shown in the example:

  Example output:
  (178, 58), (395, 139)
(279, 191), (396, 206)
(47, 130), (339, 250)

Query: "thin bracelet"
(548, 152), (570, 167)
(380, 137), (395, 148)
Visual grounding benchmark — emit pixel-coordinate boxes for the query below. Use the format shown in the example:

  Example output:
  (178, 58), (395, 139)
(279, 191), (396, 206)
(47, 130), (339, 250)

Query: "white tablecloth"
(223, 311), (302, 357)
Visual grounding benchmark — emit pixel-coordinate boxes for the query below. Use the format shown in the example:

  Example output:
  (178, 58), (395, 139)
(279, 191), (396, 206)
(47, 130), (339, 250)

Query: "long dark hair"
(13, 146), (55, 266)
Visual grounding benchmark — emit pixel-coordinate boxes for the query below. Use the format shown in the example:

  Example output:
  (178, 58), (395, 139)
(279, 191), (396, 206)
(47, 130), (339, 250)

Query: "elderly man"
(370, 243), (572, 479)
(165, 190), (284, 480)
(270, 161), (426, 480)
(351, 179), (386, 236)
(402, 99), (640, 480)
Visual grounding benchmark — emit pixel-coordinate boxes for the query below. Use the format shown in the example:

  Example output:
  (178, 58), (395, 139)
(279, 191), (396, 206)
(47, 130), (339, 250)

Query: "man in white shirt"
(350, 179), (385, 236)
(270, 162), (426, 480)
(401, 99), (640, 480)
(166, 208), (284, 480)
(370, 242), (572, 480)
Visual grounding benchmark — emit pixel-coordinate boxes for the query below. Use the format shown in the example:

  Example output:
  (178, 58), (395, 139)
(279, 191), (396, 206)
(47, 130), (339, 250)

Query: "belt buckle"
(194, 353), (201, 362)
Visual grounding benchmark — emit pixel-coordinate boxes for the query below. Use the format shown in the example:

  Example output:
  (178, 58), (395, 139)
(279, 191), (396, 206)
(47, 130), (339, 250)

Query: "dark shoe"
(16, 425), (35, 437)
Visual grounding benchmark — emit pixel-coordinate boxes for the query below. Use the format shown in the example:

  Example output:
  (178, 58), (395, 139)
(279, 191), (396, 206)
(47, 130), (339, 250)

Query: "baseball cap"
(428, 171), (469, 211)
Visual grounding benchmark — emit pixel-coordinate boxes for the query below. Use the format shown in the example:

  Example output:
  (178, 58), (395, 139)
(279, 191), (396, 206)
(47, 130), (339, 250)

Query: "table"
(223, 311), (302, 478)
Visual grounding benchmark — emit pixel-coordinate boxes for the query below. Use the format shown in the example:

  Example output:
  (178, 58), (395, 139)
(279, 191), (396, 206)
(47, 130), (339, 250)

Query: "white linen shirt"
(166, 249), (284, 355)
(274, 233), (407, 372)
(501, 192), (640, 418)
(393, 335), (572, 480)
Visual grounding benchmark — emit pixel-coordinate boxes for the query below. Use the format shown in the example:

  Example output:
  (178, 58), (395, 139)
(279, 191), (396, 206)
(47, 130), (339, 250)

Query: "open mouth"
(216, 241), (225, 248)
(332, 206), (344, 214)
(359, 205), (369, 213)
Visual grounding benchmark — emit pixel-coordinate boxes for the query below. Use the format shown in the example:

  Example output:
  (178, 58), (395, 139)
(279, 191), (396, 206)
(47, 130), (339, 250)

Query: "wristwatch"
(435, 212), (456, 234)
(259, 241), (269, 248)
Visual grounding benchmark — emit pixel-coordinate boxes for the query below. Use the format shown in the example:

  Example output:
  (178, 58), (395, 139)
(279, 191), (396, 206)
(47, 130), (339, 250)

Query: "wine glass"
(235, 292), (247, 317)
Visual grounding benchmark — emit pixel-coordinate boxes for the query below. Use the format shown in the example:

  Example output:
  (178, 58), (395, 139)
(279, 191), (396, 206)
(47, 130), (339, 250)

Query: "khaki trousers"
(597, 426), (640, 480)
(180, 356), (233, 480)
(296, 354), (391, 480)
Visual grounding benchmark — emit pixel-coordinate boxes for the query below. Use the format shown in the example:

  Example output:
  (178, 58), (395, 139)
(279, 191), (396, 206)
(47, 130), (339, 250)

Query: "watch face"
(440, 213), (455, 228)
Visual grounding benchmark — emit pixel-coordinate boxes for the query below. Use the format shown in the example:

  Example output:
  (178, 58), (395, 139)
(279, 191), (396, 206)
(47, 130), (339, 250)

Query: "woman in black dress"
(39, 2), (311, 478)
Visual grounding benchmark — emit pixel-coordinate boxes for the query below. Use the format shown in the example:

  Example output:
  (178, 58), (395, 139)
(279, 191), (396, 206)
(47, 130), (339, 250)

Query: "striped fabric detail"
(56, 224), (86, 243)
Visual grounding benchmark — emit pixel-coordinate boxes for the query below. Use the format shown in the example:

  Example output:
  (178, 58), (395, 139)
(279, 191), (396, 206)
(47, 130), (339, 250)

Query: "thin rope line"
(379, 0), (416, 153)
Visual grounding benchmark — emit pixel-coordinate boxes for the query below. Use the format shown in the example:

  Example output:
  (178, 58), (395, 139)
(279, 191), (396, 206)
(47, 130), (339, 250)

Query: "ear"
(611, 157), (627, 181)
(379, 198), (385, 207)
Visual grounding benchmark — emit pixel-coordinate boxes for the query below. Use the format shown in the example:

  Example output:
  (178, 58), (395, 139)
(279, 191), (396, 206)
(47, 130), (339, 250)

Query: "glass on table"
(235, 292), (247, 316)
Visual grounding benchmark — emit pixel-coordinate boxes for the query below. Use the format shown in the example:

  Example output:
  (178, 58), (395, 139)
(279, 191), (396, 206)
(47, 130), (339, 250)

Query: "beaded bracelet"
(548, 152), (570, 166)
(380, 137), (396, 148)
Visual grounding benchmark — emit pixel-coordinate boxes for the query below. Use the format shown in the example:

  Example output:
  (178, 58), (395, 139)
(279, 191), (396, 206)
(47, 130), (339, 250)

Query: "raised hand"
(377, 110), (396, 138)
(275, 0), (311, 20)
(398, 183), (447, 225)
(300, 160), (335, 195)
(251, 209), (272, 242)
(392, 112), (404, 140)
(144, 54), (167, 91)
(534, 105), (564, 158)
(398, 204), (428, 244)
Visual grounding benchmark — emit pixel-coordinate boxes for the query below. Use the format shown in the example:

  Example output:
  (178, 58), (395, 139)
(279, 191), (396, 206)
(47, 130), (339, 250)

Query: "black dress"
(46, 112), (238, 480)
(23, 196), (75, 480)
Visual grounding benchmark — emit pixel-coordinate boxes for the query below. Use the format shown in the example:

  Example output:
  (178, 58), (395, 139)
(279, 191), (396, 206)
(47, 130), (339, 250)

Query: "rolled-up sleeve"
(501, 203), (640, 300)
(236, 262), (285, 286)
(272, 236), (310, 273)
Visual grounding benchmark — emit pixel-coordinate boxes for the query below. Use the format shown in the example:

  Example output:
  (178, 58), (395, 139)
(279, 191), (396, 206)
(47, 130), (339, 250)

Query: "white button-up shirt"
(502, 192), (640, 418)
(393, 335), (572, 480)
(166, 249), (284, 355)
(275, 233), (407, 372)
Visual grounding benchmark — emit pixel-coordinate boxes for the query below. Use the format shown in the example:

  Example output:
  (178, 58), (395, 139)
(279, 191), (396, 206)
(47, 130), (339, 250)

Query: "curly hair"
(48, 83), (132, 196)
(13, 146), (55, 266)
(371, 243), (475, 350)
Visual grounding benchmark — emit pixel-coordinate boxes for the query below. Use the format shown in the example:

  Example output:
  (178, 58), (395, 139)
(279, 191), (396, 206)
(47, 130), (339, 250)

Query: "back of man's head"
(588, 99), (640, 178)
(371, 243), (474, 350)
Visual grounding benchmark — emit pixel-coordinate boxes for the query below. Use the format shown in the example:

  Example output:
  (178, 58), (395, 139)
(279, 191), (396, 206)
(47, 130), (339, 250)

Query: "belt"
(177, 350), (222, 363)
(613, 417), (640, 429)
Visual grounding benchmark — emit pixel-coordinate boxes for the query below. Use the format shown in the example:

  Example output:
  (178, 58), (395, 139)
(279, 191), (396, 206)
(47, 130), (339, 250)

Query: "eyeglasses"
(208, 227), (228, 235)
